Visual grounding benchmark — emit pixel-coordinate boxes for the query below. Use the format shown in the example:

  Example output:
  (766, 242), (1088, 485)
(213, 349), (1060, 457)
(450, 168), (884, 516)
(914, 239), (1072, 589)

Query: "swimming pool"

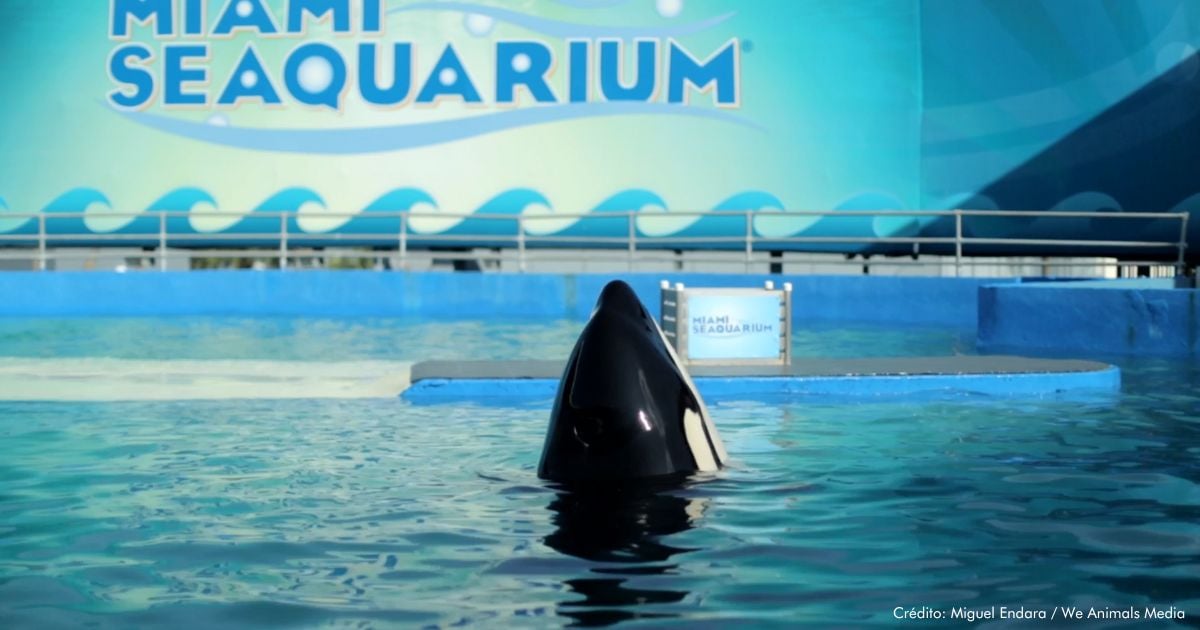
(1, 319), (1197, 627)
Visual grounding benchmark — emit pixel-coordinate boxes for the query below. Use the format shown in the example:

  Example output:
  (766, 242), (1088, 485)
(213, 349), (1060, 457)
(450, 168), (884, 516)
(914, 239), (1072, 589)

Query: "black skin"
(537, 280), (712, 483)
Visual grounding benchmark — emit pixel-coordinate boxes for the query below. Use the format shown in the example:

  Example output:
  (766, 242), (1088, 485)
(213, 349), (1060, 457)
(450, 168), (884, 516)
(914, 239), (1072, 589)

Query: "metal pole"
(627, 213), (636, 272)
(954, 209), (963, 277)
(279, 213), (288, 270)
(1177, 212), (1190, 274)
(37, 214), (46, 272)
(783, 282), (793, 366)
(744, 211), (753, 273)
(518, 215), (527, 273)
(158, 212), (167, 272)
(399, 213), (408, 271)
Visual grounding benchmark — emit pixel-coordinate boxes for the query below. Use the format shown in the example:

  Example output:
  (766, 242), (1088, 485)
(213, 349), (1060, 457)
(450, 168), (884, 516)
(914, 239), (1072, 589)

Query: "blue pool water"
(0, 319), (1197, 628)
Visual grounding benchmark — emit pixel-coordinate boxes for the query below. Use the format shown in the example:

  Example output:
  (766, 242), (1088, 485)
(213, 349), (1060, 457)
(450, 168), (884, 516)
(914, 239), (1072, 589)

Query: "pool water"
(0, 317), (974, 362)
(1, 319), (1197, 628)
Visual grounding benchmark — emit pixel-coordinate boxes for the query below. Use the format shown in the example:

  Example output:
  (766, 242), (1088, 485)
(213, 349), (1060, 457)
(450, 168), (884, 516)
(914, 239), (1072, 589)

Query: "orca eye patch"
(573, 415), (605, 447)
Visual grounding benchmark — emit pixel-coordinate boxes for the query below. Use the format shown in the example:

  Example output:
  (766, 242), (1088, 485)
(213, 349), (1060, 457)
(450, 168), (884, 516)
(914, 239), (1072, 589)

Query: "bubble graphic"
(240, 70), (258, 89)
(297, 56), (334, 93)
(512, 53), (532, 73)
(464, 13), (495, 36)
(236, 0), (253, 18)
(656, 0), (683, 18)
(206, 114), (230, 127)
(439, 68), (458, 86)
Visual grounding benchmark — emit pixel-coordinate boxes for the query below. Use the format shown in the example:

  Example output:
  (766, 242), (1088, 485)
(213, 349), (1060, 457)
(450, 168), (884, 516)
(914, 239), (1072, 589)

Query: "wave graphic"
(236, 188), (326, 236)
(676, 190), (784, 239)
(4, 187), (1195, 256)
(148, 188), (218, 234)
(444, 189), (550, 237)
(96, 188), (219, 236)
(42, 188), (113, 235)
(542, 189), (666, 238)
(329, 188), (440, 236)
(406, 189), (552, 238)
(0, 195), (34, 236)
(1172, 192), (1200, 213)
(390, 2), (733, 38)
(754, 192), (906, 248)
(115, 103), (757, 155)
(1048, 192), (1124, 240)
(366, 188), (438, 213)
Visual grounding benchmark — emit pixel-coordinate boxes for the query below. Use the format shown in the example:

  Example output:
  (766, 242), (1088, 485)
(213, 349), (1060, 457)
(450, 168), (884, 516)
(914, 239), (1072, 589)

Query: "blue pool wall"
(0, 272), (997, 327)
(979, 280), (1200, 357)
(0, 272), (1196, 357)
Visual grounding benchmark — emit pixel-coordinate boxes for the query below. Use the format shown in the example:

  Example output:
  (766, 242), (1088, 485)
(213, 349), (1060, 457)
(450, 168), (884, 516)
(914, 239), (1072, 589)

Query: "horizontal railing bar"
(0, 209), (1189, 220)
(4, 233), (1180, 247)
(960, 238), (1176, 248)
(2, 206), (1189, 276)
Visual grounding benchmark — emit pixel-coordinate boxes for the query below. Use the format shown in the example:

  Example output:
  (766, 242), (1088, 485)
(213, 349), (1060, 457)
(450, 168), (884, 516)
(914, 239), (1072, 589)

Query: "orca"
(537, 280), (727, 483)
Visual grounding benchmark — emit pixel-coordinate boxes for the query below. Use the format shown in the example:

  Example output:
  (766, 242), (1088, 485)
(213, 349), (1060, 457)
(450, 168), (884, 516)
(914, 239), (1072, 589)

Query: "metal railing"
(0, 209), (1189, 275)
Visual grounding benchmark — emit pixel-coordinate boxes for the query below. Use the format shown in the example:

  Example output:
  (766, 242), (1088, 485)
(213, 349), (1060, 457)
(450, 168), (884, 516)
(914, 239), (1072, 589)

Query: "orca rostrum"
(537, 280), (727, 483)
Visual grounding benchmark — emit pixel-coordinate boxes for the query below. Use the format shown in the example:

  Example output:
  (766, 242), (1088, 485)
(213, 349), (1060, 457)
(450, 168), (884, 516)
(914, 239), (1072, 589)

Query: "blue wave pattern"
(0, 195), (32, 236)
(44, 189), (113, 235)
(337, 188), (438, 236)
(0, 188), (800, 245)
(148, 188), (219, 234)
(2, 188), (1194, 253)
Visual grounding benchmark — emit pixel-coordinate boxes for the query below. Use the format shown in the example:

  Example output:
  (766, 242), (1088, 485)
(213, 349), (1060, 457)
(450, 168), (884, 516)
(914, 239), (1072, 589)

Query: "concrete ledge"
(401, 357), (1120, 404)
(979, 281), (1199, 356)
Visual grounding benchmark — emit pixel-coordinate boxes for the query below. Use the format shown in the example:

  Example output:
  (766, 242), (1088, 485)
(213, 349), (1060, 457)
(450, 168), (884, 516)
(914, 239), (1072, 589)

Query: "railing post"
(37, 214), (46, 272)
(399, 212), (408, 271)
(158, 211), (167, 272)
(744, 211), (754, 273)
(627, 212), (636, 272)
(954, 209), (963, 277)
(517, 215), (527, 273)
(279, 212), (288, 270)
(1177, 212), (1189, 274)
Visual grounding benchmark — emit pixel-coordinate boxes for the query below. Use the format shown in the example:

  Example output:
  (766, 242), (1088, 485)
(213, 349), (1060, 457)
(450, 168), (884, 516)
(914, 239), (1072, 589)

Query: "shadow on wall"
(922, 52), (1200, 261)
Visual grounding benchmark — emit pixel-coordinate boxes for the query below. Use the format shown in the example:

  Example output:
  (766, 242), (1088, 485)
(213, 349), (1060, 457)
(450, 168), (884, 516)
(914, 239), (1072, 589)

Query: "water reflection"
(543, 478), (707, 627)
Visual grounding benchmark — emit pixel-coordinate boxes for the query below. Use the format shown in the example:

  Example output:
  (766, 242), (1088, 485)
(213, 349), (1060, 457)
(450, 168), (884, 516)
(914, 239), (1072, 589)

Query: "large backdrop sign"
(0, 0), (1197, 252)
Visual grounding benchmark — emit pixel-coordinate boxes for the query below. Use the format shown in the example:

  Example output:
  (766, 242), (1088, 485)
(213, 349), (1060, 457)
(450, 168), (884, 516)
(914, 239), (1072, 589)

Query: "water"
(0, 319), (1197, 628)
(0, 317), (973, 362)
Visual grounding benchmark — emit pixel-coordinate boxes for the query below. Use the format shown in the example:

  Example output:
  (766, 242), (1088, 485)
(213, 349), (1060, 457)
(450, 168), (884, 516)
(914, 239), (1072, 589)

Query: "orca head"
(537, 280), (726, 484)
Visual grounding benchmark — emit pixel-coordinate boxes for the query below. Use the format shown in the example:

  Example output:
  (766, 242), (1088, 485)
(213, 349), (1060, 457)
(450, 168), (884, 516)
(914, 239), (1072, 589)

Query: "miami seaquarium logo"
(692, 314), (775, 338)
(107, 0), (742, 113)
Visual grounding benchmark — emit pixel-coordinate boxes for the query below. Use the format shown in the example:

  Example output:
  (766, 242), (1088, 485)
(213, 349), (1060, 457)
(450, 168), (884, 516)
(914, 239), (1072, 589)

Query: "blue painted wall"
(979, 283), (1200, 356)
(7, 271), (1199, 357)
(0, 272), (995, 328)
